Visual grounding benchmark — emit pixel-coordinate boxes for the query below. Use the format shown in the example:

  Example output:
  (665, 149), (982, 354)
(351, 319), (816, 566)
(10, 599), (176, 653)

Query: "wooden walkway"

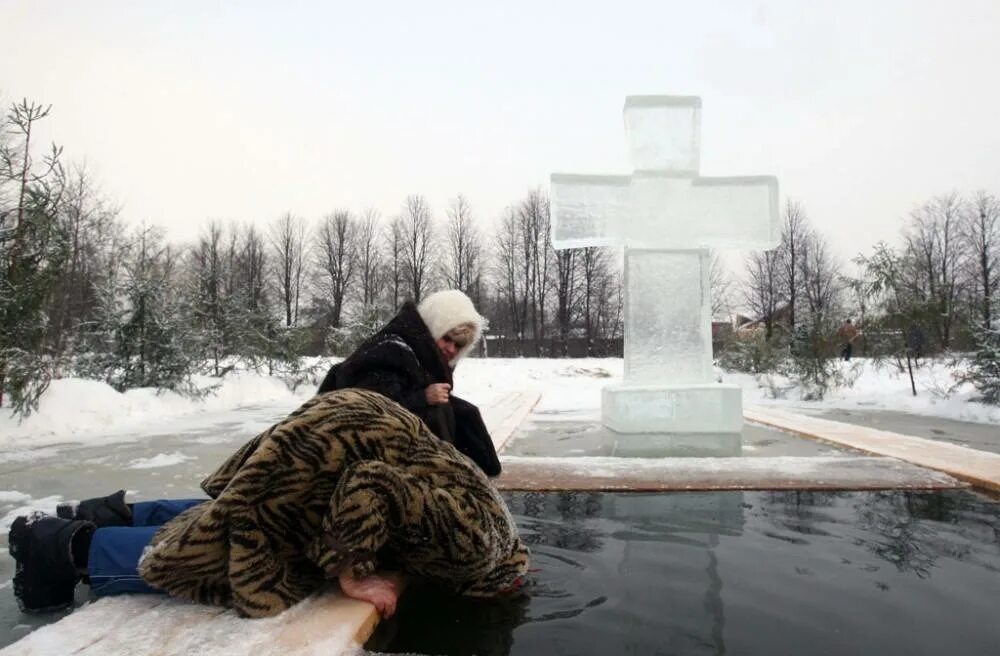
(744, 405), (1000, 493)
(494, 454), (964, 491)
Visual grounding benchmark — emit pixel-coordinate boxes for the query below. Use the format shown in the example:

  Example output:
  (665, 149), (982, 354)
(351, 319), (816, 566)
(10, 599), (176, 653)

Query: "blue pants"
(88, 498), (205, 597)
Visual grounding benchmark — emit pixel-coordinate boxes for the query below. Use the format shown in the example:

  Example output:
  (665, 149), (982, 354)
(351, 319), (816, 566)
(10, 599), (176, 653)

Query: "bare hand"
(425, 383), (451, 405)
(338, 571), (403, 619)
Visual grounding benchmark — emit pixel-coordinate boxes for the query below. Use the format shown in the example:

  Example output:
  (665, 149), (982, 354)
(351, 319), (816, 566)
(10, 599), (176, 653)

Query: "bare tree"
(269, 212), (309, 327)
(708, 250), (733, 319)
(384, 217), (404, 311)
(315, 210), (357, 329)
(798, 231), (841, 327)
(224, 222), (270, 359)
(961, 191), (1000, 329)
(51, 163), (121, 353)
(518, 189), (553, 343)
(553, 249), (579, 350)
(237, 223), (268, 315)
(356, 208), (383, 310)
(592, 257), (623, 343)
(780, 199), (809, 332)
(399, 194), (435, 303)
(580, 247), (613, 353)
(494, 207), (527, 341)
(904, 193), (965, 349)
(442, 195), (484, 306)
(743, 249), (784, 341)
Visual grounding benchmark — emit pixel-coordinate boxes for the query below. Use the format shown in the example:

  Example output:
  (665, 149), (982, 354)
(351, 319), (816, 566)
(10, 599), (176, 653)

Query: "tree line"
(734, 193), (999, 401)
(0, 96), (622, 414)
(3, 94), (997, 413)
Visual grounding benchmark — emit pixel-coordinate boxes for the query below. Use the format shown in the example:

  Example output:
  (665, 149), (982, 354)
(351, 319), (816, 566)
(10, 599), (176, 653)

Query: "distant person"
(318, 289), (500, 477)
(837, 318), (860, 361)
(906, 324), (927, 361)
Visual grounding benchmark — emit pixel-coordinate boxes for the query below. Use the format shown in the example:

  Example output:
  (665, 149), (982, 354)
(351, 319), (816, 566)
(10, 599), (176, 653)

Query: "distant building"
(734, 303), (793, 336)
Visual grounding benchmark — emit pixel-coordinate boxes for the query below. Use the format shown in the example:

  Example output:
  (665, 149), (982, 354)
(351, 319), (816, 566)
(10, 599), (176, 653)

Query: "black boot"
(56, 490), (132, 527)
(8, 513), (95, 613)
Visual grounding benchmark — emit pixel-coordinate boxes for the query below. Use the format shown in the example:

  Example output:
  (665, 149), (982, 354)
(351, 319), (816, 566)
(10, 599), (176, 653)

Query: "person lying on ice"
(8, 389), (530, 618)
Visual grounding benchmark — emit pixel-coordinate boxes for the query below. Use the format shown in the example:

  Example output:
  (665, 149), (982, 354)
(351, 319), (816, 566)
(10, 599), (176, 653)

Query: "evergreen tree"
(85, 226), (196, 393)
(964, 323), (1000, 404)
(0, 99), (68, 414)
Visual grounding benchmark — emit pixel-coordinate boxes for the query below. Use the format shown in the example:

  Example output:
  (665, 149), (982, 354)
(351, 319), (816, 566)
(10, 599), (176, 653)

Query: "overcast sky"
(2, 0), (999, 267)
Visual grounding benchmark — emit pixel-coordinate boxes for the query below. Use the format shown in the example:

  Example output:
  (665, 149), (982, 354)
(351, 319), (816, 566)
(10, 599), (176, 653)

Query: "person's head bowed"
(417, 290), (485, 365)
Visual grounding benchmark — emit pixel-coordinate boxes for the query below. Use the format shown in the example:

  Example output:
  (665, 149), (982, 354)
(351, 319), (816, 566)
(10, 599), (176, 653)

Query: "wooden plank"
(744, 405), (1000, 492)
(495, 455), (965, 491)
(270, 590), (384, 652)
(0, 596), (168, 656)
(1, 391), (543, 656)
(74, 603), (229, 656)
(483, 390), (542, 453)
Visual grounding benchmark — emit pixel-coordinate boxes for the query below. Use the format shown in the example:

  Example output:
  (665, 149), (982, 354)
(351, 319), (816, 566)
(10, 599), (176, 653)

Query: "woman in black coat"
(317, 290), (501, 476)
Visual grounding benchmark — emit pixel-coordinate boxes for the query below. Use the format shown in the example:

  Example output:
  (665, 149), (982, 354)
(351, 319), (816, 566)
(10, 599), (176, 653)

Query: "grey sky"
(2, 0), (998, 266)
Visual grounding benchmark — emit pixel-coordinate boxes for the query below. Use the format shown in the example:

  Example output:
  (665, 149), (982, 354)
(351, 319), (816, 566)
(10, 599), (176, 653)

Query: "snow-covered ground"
(728, 358), (1000, 425)
(0, 357), (997, 452)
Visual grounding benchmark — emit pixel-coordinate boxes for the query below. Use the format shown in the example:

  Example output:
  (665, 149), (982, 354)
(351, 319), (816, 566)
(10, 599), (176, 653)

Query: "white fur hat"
(417, 289), (484, 362)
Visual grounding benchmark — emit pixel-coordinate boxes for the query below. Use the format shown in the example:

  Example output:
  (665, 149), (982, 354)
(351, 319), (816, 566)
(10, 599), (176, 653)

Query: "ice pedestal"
(611, 247), (742, 434)
(602, 383), (743, 434)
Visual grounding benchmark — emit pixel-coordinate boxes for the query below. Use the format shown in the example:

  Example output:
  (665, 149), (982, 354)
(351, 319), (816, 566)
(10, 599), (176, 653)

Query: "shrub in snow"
(718, 331), (785, 374)
(786, 321), (861, 401)
(965, 323), (1000, 405)
(1, 348), (51, 416)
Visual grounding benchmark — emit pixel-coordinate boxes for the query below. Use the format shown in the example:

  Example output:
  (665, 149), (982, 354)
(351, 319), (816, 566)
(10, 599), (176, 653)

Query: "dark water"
(368, 490), (1000, 656)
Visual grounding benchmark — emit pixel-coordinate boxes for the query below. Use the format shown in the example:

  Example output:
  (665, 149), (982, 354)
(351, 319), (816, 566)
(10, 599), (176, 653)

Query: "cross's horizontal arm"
(551, 172), (778, 250)
(550, 174), (631, 249)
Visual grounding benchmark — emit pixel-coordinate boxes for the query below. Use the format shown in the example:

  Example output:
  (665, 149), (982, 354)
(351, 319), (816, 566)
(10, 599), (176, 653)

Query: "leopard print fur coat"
(137, 389), (529, 618)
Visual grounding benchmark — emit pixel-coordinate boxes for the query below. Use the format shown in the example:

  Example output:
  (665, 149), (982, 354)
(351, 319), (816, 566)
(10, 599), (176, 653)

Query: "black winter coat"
(317, 302), (501, 476)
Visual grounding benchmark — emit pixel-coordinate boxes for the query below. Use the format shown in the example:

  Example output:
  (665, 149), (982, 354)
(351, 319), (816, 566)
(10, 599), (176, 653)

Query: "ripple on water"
(369, 490), (1000, 656)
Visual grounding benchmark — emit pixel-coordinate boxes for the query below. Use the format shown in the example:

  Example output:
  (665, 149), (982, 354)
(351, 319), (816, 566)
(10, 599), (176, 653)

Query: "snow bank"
(727, 358), (1000, 424)
(455, 357), (620, 420)
(0, 371), (312, 448)
(1, 357), (996, 455)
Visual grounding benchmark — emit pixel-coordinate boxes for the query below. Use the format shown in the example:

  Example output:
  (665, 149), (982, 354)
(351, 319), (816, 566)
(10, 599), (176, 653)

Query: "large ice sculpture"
(551, 96), (779, 433)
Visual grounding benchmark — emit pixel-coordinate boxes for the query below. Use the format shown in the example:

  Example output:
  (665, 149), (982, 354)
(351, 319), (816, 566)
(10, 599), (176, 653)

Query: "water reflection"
(369, 490), (1000, 656)
(755, 490), (1000, 578)
(367, 583), (530, 656)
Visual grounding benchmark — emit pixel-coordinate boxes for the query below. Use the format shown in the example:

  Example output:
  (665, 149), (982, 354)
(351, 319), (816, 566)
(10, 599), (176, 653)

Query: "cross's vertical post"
(550, 95), (779, 434)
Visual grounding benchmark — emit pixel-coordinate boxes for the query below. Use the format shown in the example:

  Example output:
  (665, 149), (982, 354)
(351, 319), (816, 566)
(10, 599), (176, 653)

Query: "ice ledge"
(602, 383), (743, 434)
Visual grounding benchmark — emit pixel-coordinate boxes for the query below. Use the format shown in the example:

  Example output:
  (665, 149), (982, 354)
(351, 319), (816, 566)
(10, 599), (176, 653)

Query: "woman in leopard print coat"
(137, 388), (529, 618)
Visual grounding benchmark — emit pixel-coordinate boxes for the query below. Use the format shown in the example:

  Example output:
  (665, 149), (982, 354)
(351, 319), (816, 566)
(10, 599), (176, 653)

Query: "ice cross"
(551, 96), (779, 433)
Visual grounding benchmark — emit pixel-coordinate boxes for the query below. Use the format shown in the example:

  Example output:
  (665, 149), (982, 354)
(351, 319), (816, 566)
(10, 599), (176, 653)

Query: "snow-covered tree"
(314, 210), (358, 330)
(965, 322), (1000, 404)
(86, 226), (195, 393)
(0, 99), (68, 414)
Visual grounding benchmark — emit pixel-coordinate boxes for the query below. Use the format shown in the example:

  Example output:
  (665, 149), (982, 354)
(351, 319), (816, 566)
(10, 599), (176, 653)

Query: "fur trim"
(417, 290), (483, 363)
